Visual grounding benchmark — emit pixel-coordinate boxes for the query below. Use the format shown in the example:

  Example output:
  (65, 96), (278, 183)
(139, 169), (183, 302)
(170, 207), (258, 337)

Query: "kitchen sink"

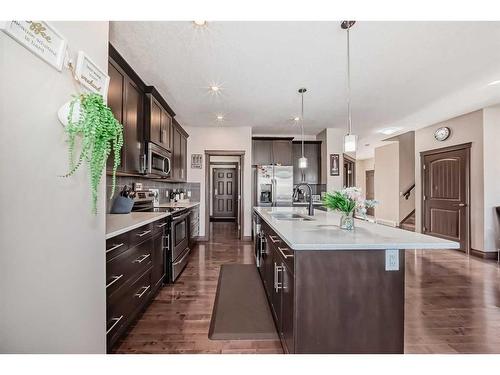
(270, 213), (314, 221)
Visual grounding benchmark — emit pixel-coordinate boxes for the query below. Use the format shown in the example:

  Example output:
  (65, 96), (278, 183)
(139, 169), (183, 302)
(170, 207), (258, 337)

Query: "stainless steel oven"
(147, 142), (171, 178)
(169, 209), (190, 282)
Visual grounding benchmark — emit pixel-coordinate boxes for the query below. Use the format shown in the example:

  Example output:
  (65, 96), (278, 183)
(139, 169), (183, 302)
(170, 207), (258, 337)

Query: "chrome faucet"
(293, 183), (314, 216)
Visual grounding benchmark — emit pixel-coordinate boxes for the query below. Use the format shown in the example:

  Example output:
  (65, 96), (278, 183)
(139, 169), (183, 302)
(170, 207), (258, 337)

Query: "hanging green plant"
(60, 93), (123, 214)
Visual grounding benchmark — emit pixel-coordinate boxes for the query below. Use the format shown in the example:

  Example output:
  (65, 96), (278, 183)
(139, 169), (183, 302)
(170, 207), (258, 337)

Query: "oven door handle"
(172, 211), (189, 222)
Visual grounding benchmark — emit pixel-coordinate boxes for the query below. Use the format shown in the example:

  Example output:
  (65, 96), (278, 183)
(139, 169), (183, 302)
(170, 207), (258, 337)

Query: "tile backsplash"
(106, 175), (200, 213)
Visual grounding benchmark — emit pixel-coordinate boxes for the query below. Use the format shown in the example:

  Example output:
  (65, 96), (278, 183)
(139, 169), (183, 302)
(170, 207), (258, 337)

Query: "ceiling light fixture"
(342, 20), (357, 153)
(488, 80), (500, 86)
(293, 116), (300, 122)
(298, 88), (308, 169)
(210, 85), (220, 92)
(378, 127), (403, 135)
(216, 114), (224, 121)
(193, 20), (207, 27)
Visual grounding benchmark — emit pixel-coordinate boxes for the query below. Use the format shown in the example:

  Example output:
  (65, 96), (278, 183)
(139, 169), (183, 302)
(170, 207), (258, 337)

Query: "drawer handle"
(106, 274), (124, 289)
(137, 230), (152, 237)
(269, 235), (280, 243)
(135, 285), (151, 298)
(157, 222), (168, 228)
(133, 254), (151, 264)
(106, 243), (124, 254)
(106, 315), (124, 335)
(278, 247), (294, 259)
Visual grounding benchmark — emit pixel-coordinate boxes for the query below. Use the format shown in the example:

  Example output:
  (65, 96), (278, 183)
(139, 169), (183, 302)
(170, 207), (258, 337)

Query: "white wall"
(318, 128), (345, 192)
(355, 158), (375, 196)
(185, 126), (252, 237)
(414, 110), (484, 251)
(0, 22), (108, 353)
(374, 142), (400, 226)
(482, 106), (500, 252)
(397, 132), (415, 222)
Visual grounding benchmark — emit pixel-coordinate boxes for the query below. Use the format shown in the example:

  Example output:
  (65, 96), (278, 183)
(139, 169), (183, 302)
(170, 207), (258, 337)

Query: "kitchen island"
(253, 207), (459, 354)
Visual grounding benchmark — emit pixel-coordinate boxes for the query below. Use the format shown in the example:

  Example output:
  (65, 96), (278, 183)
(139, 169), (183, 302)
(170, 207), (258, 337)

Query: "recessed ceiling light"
(210, 85), (220, 92)
(378, 127), (403, 135)
(216, 114), (224, 121)
(193, 20), (207, 26)
(293, 116), (300, 122)
(488, 80), (500, 86)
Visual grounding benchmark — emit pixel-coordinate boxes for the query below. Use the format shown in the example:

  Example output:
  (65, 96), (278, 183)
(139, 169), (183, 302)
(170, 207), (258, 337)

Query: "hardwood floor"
(114, 222), (500, 354)
(405, 249), (500, 353)
(113, 222), (283, 354)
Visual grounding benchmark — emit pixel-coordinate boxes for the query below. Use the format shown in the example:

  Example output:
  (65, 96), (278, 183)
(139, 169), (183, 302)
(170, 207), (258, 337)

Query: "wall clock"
(434, 126), (451, 141)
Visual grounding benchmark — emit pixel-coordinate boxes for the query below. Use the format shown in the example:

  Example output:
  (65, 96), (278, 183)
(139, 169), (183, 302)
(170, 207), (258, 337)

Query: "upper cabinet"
(292, 141), (321, 184)
(272, 140), (293, 166)
(145, 86), (174, 152)
(107, 49), (145, 175)
(252, 138), (293, 166)
(172, 120), (188, 182)
(106, 44), (189, 179)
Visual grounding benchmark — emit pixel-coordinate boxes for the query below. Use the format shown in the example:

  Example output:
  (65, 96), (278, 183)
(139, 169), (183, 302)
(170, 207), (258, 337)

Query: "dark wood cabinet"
(107, 47), (146, 175)
(272, 140), (293, 166)
(105, 218), (168, 351)
(172, 122), (188, 182)
(145, 86), (173, 152)
(252, 138), (293, 166)
(123, 78), (144, 174)
(259, 220), (405, 354)
(292, 141), (321, 184)
(280, 262), (295, 353)
(253, 140), (273, 165)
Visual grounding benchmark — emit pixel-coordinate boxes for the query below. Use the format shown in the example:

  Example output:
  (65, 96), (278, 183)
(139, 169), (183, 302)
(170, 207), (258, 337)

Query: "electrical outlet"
(165, 190), (169, 198)
(385, 249), (399, 271)
(187, 190), (192, 198)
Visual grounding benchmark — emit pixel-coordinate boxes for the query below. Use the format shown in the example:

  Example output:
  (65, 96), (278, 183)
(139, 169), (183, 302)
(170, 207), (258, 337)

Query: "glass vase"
(340, 211), (354, 230)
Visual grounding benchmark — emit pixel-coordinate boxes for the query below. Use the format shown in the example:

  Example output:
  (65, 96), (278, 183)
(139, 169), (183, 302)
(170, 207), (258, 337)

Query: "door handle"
(454, 203), (467, 207)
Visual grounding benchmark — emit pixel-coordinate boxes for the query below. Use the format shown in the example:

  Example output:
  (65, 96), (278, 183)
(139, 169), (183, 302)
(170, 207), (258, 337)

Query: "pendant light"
(298, 87), (308, 169)
(342, 20), (357, 153)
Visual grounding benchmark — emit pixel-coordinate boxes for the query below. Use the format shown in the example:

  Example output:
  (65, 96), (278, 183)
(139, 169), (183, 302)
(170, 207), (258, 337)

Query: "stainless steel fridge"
(255, 165), (294, 207)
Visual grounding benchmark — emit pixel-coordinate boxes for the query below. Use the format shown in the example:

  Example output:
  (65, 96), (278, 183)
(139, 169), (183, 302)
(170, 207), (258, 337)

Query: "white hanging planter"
(58, 98), (82, 127)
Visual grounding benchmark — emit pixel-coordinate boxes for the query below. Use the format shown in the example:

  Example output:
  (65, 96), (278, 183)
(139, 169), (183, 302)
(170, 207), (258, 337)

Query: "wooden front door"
(421, 143), (470, 252)
(213, 168), (237, 219)
(365, 170), (375, 216)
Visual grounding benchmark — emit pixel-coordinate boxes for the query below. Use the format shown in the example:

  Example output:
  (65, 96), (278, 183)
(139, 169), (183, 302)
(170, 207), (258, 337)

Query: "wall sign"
(330, 154), (340, 176)
(191, 154), (203, 169)
(75, 51), (110, 98)
(1, 21), (67, 71)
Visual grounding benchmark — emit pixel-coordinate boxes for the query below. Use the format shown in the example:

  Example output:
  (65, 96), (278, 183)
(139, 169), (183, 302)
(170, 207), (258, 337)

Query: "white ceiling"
(109, 21), (500, 158)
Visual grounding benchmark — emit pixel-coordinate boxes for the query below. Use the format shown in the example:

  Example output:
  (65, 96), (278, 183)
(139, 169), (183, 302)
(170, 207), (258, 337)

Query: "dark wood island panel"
(294, 249), (405, 353)
(259, 220), (405, 354)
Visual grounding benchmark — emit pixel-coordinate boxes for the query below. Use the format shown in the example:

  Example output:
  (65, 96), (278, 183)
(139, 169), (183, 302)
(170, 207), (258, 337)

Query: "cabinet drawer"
(105, 232), (129, 261)
(106, 268), (152, 348)
(266, 230), (294, 274)
(128, 223), (155, 247)
(106, 238), (154, 298)
(152, 218), (168, 235)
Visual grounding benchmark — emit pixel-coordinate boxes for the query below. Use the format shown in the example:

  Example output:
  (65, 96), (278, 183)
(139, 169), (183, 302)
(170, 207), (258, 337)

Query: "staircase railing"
(401, 183), (415, 200)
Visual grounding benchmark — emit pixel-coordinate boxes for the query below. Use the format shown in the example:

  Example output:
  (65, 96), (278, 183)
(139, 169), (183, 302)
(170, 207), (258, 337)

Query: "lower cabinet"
(105, 218), (167, 351)
(261, 222), (295, 353)
(188, 205), (200, 248)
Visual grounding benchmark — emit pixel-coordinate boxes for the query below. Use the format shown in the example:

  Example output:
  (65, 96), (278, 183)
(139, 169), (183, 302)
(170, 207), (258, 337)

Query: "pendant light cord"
(346, 24), (352, 136)
(301, 91), (305, 158)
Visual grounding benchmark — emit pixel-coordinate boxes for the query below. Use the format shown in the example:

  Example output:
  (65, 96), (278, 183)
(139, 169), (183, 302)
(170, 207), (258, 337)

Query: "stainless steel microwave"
(147, 142), (171, 178)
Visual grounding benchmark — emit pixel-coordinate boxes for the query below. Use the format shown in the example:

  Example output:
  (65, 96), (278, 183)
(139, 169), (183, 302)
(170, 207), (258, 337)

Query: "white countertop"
(254, 207), (460, 251)
(106, 202), (199, 239)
